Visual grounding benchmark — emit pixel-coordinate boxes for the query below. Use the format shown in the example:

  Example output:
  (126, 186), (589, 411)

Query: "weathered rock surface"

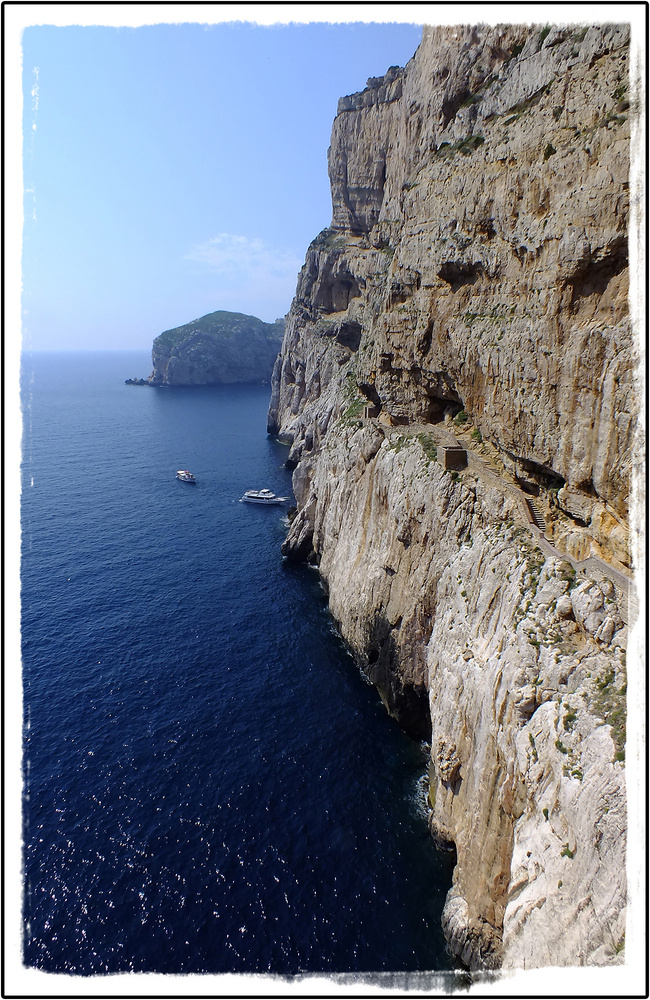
(269, 21), (636, 567)
(269, 23), (637, 971)
(149, 310), (284, 385)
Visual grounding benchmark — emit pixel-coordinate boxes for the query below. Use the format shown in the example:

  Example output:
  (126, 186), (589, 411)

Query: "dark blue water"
(21, 351), (454, 976)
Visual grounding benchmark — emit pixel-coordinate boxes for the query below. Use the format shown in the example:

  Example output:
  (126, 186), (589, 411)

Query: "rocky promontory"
(146, 310), (284, 386)
(269, 23), (639, 971)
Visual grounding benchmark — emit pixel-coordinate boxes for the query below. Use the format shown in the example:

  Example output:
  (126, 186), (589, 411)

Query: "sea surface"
(20, 351), (455, 977)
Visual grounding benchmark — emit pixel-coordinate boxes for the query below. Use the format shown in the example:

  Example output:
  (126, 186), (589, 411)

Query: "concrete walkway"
(385, 419), (639, 626)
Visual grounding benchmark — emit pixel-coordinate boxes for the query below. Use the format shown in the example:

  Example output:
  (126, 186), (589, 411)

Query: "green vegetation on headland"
(147, 309), (286, 386)
(154, 310), (284, 352)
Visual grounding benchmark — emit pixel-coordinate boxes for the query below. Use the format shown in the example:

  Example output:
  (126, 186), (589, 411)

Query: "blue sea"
(20, 351), (455, 978)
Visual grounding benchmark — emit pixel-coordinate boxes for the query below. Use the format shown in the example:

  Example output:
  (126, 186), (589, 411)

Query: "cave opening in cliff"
(314, 273), (362, 313)
(514, 457), (566, 494)
(576, 477), (598, 497)
(437, 261), (484, 291)
(441, 89), (470, 129)
(358, 379), (382, 413)
(335, 321), (362, 352)
(567, 237), (628, 306)
(425, 396), (462, 424)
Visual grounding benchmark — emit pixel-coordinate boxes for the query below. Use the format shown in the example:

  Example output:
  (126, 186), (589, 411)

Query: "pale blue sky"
(21, 20), (423, 350)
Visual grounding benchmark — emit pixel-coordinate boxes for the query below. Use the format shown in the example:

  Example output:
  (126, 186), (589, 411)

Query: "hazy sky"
(21, 18), (423, 351)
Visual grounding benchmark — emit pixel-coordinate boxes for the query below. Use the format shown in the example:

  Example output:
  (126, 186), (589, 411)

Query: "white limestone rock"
(270, 21), (636, 972)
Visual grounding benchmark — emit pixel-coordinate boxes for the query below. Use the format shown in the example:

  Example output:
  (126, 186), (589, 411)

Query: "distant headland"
(126, 310), (284, 386)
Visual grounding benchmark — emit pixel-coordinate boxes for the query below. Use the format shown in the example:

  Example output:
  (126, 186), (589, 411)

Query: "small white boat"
(239, 488), (289, 504)
(176, 470), (196, 483)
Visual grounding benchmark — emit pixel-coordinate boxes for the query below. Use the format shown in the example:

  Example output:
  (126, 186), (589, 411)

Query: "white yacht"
(239, 488), (289, 504)
(176, 470), (196, 483)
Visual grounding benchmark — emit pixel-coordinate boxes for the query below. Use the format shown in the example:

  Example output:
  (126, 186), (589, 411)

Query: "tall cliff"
(269, 24), (638, 970)
(148, 310), (284, 385)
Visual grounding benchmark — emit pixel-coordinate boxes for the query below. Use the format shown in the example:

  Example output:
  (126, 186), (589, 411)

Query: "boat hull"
(239, 496), (288, 504)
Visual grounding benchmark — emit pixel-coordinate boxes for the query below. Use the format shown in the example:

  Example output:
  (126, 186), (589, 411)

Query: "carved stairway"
(525, 497), (546, 531)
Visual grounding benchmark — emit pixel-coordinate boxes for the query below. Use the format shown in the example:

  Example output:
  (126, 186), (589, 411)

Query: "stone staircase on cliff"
(525, 497), (546, 531)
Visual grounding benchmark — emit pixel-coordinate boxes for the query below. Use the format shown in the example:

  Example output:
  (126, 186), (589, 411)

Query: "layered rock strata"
(149, 310), (284, 385)
(268, 23), (636, 970)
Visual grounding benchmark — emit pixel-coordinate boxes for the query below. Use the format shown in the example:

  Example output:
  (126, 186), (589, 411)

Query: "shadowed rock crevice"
(568, 239), (628, 303)
(437, 261), (484, 290)
(417, 320), (434, 356)
(334, 321), (363, 351)
(364, 612), (431, 741)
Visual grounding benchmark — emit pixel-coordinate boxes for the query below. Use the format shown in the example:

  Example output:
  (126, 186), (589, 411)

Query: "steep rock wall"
(269, 22), (636, 970)
(269, 22), (635, 568)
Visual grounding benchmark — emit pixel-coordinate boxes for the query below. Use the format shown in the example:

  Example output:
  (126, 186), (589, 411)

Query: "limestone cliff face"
(149, 310), (284, 385)
(269, 23), (636, 970)
(269, 22), (635, 568)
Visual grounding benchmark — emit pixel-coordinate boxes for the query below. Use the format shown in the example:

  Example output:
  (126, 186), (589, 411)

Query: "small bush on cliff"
(388, 435), (413, 455)
(312, 228), (345, 252)
(544, 142), (557, 160)
(375, 238), (395, 257)
(416, 433), (437, 463)
(436, 135), (485, 159)
(453, 409), (469, 426)
(459, 134), (485, 155)
(596, 668), (615, 692)
(342, 398), (365, 423)
(341, 370), (366, 424)
(563, 707), (577, 730)
(593, 666), (626, 760)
